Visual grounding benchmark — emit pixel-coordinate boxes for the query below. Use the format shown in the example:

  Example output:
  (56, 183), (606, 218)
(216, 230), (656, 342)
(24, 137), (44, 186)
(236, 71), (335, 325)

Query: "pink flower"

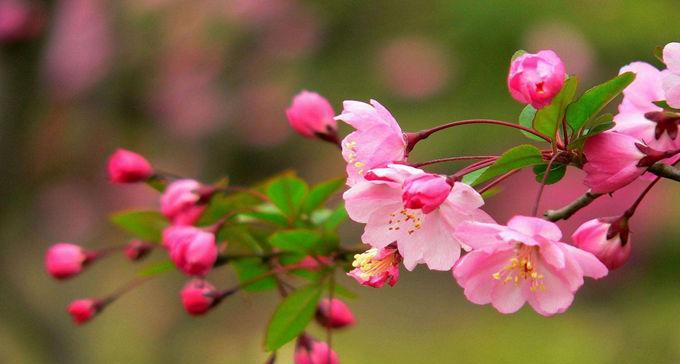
(402, 173), (452, 213)
(163, 226), (218, 276)
(453, 216), (608, 316)
(336, 100), (407, 186)
(508, 50), (566, 109)
(107, 149), (153, 184)
(123, 240), (153, 261)
(67, 299), (101, 325)
(347, 247), (401, 288)
(286, 91), (337, 139)
(294, 335), (339, 364)
(315, 298), (355, 329)
(180, 279), (217, 315)
(572, 218), (631, 270)
(583, 132), (646, 193)
(45, 243), (94, 279)
(662, 42), (680, 108)
(0, 0), (44, 43)
(160, 179), (206, 225)
(343, 164), (493, 271)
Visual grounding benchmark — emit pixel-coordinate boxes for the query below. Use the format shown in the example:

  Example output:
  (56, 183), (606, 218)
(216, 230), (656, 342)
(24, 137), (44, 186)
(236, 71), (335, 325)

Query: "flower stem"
(477, 169), (520, 194)
(411, 155), (499, 168)
(532, 153), (560, 217)
(647, 162), (680, 182)
(624, 177), (662, 218)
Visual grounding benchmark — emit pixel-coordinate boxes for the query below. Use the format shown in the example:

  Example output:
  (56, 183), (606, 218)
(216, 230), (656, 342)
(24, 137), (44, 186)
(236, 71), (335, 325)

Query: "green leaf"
(110, 210), (168, 242)
(231, 258), (276, 292)
(653, 100), (680, 113)
(568, 114), (615, 150)
(266, 176), (308, 219)
(472, 145), (544, 185)
(323, 203), (348, 231)
(461, 167), (489, 186)
(237, 210), (289, 227)
(566, 72), (635, 134)
(302, 177), (345, 214)
(137, 260), (175, 277)
(518, 105), (543, 141)
(511, 49), (527, 61)
(265, 284), (323, 351)
(533, 163), (567, 185)
(533, 76), (578, 138)
(269, 229), (321, 253)
(480, 186), (503, 199)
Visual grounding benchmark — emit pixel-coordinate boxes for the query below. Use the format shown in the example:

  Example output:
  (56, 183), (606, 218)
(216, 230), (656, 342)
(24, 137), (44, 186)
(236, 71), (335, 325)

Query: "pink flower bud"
(164, 226), (218, 276)
(107, 148), (153, 184)
(583, 132), (646, 193)
(572, 218), (632, 270)
(294, 256), (333, 271)
(508, 50), (566, 109)
(67, 299), (101, 325)
(123, 240), (153, 261)
(45, 243), (93, 279)
(294, 336), (339, 364)
(401, 173), (451, 213)
(160, 179), (206, 225)
(315, 298), (355, 329)
(347, 247), (401, 288)
(286, 90), (337, 138)
(180, 279), (217, 315)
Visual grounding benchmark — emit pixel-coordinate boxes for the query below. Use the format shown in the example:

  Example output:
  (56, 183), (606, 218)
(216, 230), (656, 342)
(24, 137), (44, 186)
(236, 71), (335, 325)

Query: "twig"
(647, 162), (680, 182)
(544, 190), (603, 222)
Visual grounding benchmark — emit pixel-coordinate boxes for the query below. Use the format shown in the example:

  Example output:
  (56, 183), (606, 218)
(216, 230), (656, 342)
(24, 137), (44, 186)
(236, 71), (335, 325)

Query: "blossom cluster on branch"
(45, 42), (680, 363)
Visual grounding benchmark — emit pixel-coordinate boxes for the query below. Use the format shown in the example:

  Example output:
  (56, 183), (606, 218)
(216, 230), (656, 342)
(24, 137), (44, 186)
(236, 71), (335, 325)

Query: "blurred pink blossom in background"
(0, 0), (44, 43)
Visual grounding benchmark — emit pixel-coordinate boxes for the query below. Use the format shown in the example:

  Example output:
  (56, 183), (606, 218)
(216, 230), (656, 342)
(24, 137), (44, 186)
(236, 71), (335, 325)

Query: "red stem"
(532, 153), (560, 217)
(411, 155), (499, 168)
(624, 177), (661, 218)
(478, 169), (520, 194)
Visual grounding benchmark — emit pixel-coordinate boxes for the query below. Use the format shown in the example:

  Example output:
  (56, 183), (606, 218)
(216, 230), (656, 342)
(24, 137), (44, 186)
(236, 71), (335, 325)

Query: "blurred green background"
(1, 0), (679, 363)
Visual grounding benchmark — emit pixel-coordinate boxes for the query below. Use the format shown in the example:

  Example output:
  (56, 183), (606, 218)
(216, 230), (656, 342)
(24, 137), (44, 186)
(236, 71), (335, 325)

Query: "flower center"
(352, 248), (396, 279)
(343, 140), (366, 175)
(388, 209), (423, 235)
(492, 245), (545, 292)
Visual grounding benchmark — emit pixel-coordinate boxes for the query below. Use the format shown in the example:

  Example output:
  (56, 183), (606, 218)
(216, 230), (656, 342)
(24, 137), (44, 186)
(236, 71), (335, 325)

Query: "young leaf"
(302, 177), (345, 214)
(472, 145), (544, 185)
(269, 229), (321, 253)
(231, 258), (277, 292)
(266, 176), (308, 219)
(461, 166), (489, 186)
(265, 284), (323, 351)
(566, 72), (635, 134)
(533, 163), (567, 185)
(511, 49), (527, 61)
(110, 210), (168, 242)
(653, 100), (680, 113)
(518, 105), (543, 141)
(568, 114), (615, 150)
(533, 76), (578, 138)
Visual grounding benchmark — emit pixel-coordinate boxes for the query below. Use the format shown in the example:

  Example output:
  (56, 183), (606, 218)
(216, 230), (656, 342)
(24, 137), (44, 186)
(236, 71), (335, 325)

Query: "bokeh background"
(1, 0), (679, 363)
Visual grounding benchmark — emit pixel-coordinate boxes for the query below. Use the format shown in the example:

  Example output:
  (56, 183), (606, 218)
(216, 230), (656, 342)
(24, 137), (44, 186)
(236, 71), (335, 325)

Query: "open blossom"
(315, 298), (355, 329)
(507, 50), (566, 109)
(161, 179), (206, 225)
(45, 243), (95, 279)
(67, 299), (101, 325)
(107, 149), (153, 183)
(344, 164), (493, 271)
(347, 247), (401, 288)
(572, 218), (631, 270)
(662, 42), (680, 108)
(583, 132), (646, 193)
(336, 100), (407, 186)
(453, 216), (608, 316)
(180, 279), (217, 315)
(286, 91), (337, 139)
(163, 226), (218, 276)
(294, 335), (339, 364)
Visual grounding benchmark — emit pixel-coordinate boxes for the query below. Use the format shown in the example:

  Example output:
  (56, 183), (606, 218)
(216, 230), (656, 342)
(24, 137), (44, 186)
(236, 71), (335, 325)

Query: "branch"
(647, 162), (680, 182)
(544, 191), (603, 222)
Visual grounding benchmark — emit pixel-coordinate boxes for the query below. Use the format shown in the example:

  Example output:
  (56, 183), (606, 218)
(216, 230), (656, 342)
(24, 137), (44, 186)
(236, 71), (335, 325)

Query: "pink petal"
(538, 240), (566, 269)
(445, 182), (485, 210)
(663, 42), (680, 74)
(617, 62), (664, 115)
(507, 215), (562, 241)
(560, 243), (608, 279)
(361, 205), (404, 250)
(343, 182), (401, 223)
(452, 221), (506, 250)
(491, 280), (527, 314)
(527, 262), (574, 316)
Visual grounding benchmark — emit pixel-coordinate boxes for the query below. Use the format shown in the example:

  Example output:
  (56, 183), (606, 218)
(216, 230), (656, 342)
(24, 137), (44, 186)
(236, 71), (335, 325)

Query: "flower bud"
(294, 335), (339, 364)
(164, 226), (218, 276)
(45, 243), (94, 279)
(572, 218), (632, 270)
(401, 173), (451, 213)
(508, 50), (566, 109)
(107, 148), (153, 184)
(294, 256), (333, 271)
(67, 299), (101, 325)
(583, 132), (646, 193)
(123, 240), (153, 261)
(286, 90), (337, 140)
(160, 179), (206, 225)
(347, 246), (401, 288)
(315, 298), (355, 329)
(180, 279), (217, 315)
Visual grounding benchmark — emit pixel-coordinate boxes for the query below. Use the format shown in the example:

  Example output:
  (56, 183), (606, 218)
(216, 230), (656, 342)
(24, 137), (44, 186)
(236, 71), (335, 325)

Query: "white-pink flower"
(343, 164), (492, 271)
(335, 100), (407, 186)
(453, 216), (608, 316)
(662, 42), (680, 108)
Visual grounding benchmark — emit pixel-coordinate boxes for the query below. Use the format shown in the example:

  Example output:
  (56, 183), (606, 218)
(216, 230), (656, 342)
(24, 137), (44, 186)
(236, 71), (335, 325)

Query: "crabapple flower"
(583, 132), (647, 193)
(572, 218), (631, 270)
(402, 173), (452, 213)
(163, 226), (218, 276)
(344, 164), (493, 271)
(336, 100), (407, 185)
(315, 298), (355, 329)
(67, 299), (101, 325)
(453, 216), (608, 316)
(294, 335), (339, 364)
(161, 179), (206, 225)
(508, 50), (566, 109)
(107, 149), (153, 183)
(347, 247), (401, 288)
(662, 42), (680, 108)
(45, 243), (96, 279)
(286, 91), (337, 139)
(123, 240), (153, 261)
(180, 279), (217, 315)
